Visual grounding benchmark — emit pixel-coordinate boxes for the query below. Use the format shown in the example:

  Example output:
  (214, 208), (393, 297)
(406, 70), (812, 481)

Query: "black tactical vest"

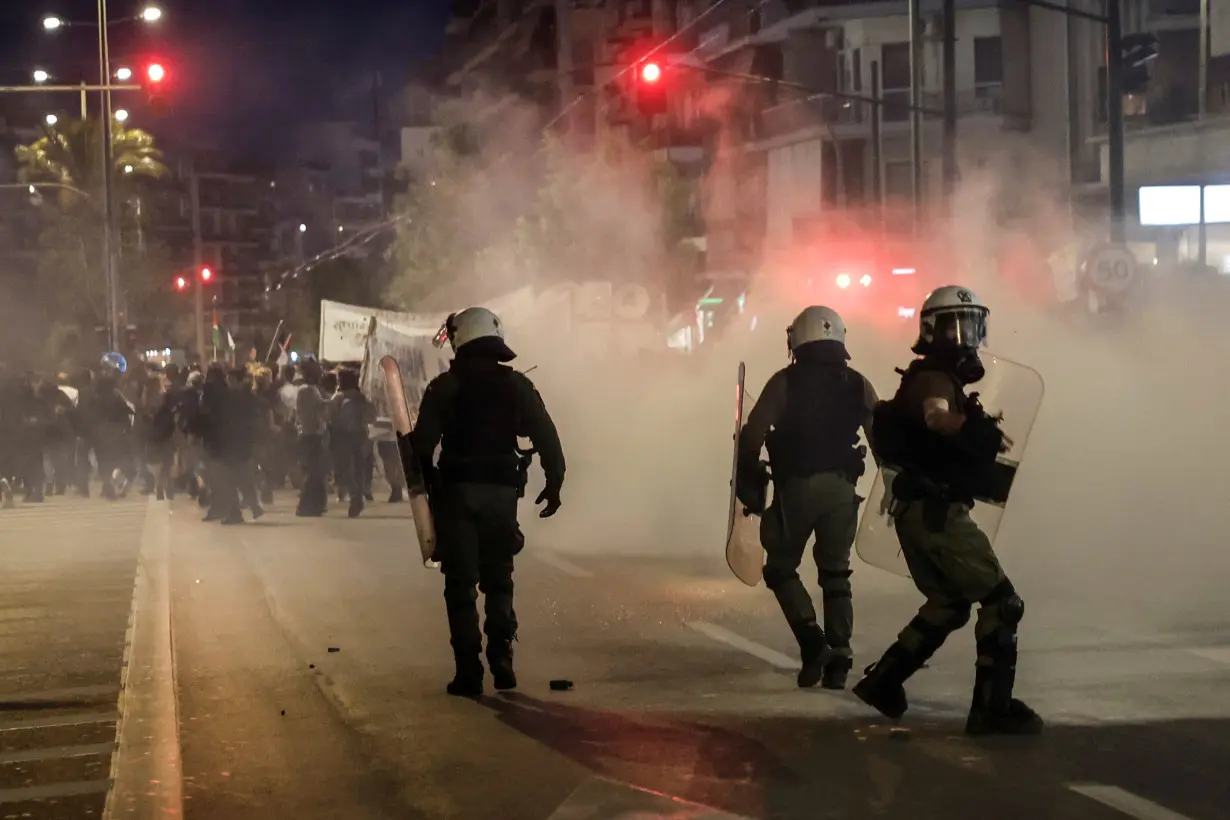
(767, 362), (866, 480)
(871, 358), (997, 502)
(438, 360), (521, 487)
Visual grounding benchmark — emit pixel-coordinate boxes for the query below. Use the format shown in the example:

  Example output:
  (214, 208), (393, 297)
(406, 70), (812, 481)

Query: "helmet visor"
(932, 307), (988, 349)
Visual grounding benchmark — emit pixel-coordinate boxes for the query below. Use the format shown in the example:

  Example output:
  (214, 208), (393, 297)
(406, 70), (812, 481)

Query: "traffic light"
(200, 266), (213, 283)
(634, 58), (668, 118)
(143, 60), (168, 111)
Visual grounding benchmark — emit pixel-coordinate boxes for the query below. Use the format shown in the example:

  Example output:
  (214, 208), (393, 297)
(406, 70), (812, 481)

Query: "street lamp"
(124, 165), (134, 174)
(115, 67), (132, 81)
(141, 6), (163, 22)
(32, 69), (50, 83)
(114, 109), (129, 122)
(299, 223), (307, 233)
(42, 16), (64, 30)
(45, 114), (58, 126)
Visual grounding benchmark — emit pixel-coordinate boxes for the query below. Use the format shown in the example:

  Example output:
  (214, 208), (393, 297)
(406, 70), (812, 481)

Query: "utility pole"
(1199, 0), (1210, 119)
(189, 166), (205, 363)
(907, 0), (924, 225)
(870, 60), (884, 231)
(1105, 0), (1126, 243)
(941, 0), (958, 201)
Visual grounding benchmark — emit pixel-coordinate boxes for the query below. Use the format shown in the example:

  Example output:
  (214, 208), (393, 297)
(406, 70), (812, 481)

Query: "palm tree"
(14, 118), (167, 207)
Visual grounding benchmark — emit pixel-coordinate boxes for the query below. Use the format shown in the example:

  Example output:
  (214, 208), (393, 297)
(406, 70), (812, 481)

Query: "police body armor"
(764, 362), (867, 485)
(437, 361), (524, 490)
(870, 359), (1011, 524)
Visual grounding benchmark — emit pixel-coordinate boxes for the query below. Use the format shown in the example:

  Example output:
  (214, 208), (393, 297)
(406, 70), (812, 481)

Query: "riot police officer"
(737, 306), (877, 690)
(411, 307), (565, 698)
(852, 286), (1043, 736)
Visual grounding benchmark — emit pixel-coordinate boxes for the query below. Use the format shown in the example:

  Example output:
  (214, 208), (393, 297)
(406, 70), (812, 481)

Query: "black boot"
(486, 636), (517, 691)
(447, 646), (484, 699)
(793, 622), (833, 689)
(852, 643), (925, 720)
(821, 655), (854, 690)
(965, 664), (1044, 736)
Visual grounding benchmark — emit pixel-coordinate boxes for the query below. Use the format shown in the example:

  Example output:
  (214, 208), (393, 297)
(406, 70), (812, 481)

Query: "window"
(880, 42), (911, 123)
(974, 37), (1003, 86)
(881, 42), (910, 90)
(884, 160), (913, 200)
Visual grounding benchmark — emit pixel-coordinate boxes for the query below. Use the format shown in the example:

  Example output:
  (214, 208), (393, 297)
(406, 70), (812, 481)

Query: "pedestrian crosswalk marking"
(1067, 784), (1195, 820)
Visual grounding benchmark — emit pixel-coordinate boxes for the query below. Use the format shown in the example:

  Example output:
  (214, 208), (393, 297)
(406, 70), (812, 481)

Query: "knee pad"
(981, 580), (1024, 628)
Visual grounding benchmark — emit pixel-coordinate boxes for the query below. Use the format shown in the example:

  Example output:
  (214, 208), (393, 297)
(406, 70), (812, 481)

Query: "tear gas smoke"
(401, 93), (1230, 632)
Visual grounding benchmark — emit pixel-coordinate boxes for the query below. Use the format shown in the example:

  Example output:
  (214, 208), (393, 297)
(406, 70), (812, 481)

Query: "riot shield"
(379, 355), (439, 568)
(726, 362), (764, 586)
(855, 354), (1045, 578)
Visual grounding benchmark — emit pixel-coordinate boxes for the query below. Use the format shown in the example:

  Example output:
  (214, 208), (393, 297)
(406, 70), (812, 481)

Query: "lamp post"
(41, 4), (163, 352)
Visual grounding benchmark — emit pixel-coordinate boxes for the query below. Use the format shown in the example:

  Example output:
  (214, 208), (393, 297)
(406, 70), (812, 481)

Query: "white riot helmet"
(787, 305), (847, 355)
(913, 285), (989, 354)
(433, 306), (516, 361)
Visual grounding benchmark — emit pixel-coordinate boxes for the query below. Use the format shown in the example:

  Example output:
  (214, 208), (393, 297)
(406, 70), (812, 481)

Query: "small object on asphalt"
(280, 710), (285, 716)
(327, 647), (340, 653)
(309, 663), (315, 669)
(889, 727), (911, 741)
(549, 679), (574, 691)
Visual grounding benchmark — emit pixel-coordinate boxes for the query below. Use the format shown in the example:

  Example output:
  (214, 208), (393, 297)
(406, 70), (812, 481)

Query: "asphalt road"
(0, 495), (145, 819)
(165, 493), (1230, 820)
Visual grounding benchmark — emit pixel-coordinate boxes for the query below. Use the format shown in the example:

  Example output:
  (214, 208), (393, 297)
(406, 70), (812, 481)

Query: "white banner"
(318, 300), (446, 362)
(360, 321), (452, 432)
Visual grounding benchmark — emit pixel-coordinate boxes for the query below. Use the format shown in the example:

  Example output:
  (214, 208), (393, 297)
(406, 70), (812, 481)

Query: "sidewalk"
(0, 497), (147, 818)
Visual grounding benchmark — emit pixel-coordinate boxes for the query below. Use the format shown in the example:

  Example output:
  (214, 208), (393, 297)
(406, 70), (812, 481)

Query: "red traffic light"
(174, 275), (188, 291)
(640, 62), (662, 83)
(200, 266), (213, 282)
(146, 63), (166, 83)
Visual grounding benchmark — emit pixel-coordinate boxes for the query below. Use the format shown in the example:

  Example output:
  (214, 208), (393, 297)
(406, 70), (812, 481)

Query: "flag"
(275, 333), (292, 367)
(227, 330), (235, 350)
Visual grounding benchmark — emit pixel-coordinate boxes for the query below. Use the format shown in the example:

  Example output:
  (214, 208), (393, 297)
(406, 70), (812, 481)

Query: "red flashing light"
(200, 266), (213, 282)
(640, 62), (662, 83)
(146, 63), (166, 84)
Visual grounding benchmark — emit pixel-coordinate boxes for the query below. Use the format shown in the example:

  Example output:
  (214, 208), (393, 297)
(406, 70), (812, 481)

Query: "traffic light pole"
(189, 167), (206, 363)
(1013, 0), (1126, 242)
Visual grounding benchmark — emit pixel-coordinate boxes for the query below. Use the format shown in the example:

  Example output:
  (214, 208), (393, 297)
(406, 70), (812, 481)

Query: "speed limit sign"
(1087, 244), (1138, 295)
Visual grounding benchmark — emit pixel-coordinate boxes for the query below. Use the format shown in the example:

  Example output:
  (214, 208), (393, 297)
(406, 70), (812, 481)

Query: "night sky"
(0, 0), (451, 156)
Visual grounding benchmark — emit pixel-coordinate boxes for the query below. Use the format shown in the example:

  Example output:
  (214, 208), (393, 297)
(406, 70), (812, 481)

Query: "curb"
(102, 498), (184, 819)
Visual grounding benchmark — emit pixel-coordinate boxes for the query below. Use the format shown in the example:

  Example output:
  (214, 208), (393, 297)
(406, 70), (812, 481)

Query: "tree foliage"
(14, 118), (172, 334)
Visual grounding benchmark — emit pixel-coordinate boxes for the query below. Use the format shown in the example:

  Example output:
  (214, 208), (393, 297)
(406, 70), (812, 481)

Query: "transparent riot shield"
(726, 362), (764, 586)
(855, 354), (1045, 578)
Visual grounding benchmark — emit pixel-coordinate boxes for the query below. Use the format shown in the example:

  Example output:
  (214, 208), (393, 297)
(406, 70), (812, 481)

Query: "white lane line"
(533, 551), (594, 578)
(0, 742), (113, 764)
(686, 621), (797, 670)
(0, 711), (117, 731)
(0, 779), (111, 803)
(1067, 784), (1196, 820)
(1182, 646), (1230, 666)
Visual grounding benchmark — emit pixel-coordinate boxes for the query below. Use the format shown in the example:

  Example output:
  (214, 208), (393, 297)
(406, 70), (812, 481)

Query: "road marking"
(0, 779), (111, 803)
(1183, 646), (1230, 666)
(0, 710), (117, 731)
(534, 551), (594, 578)
(686, 621), (797, 670)
(0, 742), (113, 764)
(0, 683), (119, 702)
(1067, 784), (1195, 820)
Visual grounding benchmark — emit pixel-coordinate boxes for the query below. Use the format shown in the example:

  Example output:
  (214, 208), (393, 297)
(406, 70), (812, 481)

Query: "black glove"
(535, 484), (561, 518)
(735, 462), (770, 515)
